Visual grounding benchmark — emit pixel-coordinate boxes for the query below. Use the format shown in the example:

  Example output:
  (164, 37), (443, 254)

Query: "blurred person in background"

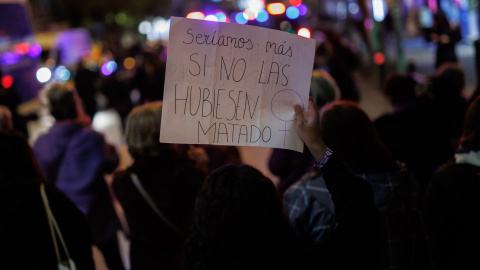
(424, 96), (480, 270)
(315, 30), (360, 102)
(112, 102), (206, 270)
(0, 129), (94, 269)
(374, 73), (452, 193)
(429, 63), (469, 152)
(284, 101), (427, 269)
(0, 105), (13, 130)
(75, 61), (100, 118)
(33, 83), (124, 270)
(0, 69), (28, 137)
(133, 51), (166, 103)
(429, 9), (462, 69)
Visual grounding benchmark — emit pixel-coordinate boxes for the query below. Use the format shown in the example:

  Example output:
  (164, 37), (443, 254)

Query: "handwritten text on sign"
(160, 17), (315, 152)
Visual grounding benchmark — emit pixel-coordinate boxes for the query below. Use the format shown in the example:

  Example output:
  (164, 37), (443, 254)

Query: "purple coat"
(33, 121), (118, 243)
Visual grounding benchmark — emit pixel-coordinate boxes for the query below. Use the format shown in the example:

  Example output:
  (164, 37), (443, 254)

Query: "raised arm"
(293, 98), (381, 269)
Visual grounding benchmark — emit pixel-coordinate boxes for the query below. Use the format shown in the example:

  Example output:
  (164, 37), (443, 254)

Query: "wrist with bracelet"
(314, 147), (333, 169)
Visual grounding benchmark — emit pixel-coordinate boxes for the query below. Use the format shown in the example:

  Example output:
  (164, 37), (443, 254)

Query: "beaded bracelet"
(314, 148), (333, 169)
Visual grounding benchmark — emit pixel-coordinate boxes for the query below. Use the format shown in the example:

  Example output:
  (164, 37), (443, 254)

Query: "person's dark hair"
(44, 83), (78, 121)
(125, 102), (174, 160)
(383, 73), (417, 106)
(320, 101), (394, 173)
(431, 62), (465, 100)
(433, 9), (449, 29)
(0, 130), (43, 183)
(184, 164), (300, 270)
(459, 96), (480, 151)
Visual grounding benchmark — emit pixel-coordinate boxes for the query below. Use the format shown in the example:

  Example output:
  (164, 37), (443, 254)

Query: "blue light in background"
(235, 12), (248, 24)
(286, 6), (300, 19)
(256, 9), (269, 23)
(215, 12), (227, 22)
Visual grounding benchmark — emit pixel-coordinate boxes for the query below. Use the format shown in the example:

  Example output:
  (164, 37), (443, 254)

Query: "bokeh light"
(138, 21), (152, 34)
(244, 8), (258, 20)
(372, 0), (386, 22)
(124, 57), (135, 69)
(364, 18), (374, 30)
(36, 67), (52, 83)
(1, 75), (13, 89)
(336, 2), (347, 20)
(286, 6), (300, 19)
(256, 9), (269, 22)
(280, 21), (292, 31)
(28, 43), (42, 58)
(115, 13), (127, 25)
(205, 15), (219, 21)
(373, 52), (385, 65)
(13, 43), (29, 55)
(297, 28), (311, 38)
(298, 4), (308, 16)
(289, 0), (302, 6)
(239, 0), (265, 11)
(348, 3), (360, 14)
(2, 52), (20, 65)
(54, 65), (71, 81)
(215, 11), (228, 22)
(235, 12), (248, 24)
(101, 61), (117, 76)
(267, 3), (286, 15)
(153, 17), (169, 33)
(123, 57), (136, 69)
(187, 12), (205, 20)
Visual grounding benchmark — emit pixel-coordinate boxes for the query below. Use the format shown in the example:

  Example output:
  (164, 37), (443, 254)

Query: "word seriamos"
(183, 28), (254, 50)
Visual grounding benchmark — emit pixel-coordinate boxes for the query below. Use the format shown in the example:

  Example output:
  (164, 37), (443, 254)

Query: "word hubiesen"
(174, 84), (272, 144)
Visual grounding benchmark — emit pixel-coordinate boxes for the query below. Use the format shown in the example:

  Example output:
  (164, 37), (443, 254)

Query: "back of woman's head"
(125, 102), (173, 160)
(459, 96), (480, 151)
(311, 70), (341, 107)
(431, 63), (465, 100)
(320, 101), (393, 173)
(185, 164), (296, 269)
(383, 73), (417, 106)
(0, 130), (42, 183)
(43, 83), (78, 121)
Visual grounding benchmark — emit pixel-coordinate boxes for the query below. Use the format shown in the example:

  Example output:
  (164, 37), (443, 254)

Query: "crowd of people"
(1, 14), (480, 270)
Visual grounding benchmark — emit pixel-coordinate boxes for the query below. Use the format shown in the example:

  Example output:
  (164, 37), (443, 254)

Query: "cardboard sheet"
(160, 17), (315, 152)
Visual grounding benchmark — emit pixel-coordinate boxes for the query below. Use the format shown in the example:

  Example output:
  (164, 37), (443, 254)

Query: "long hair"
(0, 130), (43, 184)
(124, 102), (174, 160)
(459, 96), (480, 151)
(184, 164), (301, 270)
(320, 101), (394, 173)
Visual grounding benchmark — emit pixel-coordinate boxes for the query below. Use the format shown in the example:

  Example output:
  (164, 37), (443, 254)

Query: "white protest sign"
(160, 17), (315, 152)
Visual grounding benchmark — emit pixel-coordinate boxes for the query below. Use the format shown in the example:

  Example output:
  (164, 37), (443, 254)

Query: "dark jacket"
(425, 156), (480, 270)
(112, 156), (205, 270)
(286, 161), (424, 269)
(0, 180), (94, 269)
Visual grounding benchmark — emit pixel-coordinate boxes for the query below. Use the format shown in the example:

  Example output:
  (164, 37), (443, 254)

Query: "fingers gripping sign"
(293, 97), (327, 161)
